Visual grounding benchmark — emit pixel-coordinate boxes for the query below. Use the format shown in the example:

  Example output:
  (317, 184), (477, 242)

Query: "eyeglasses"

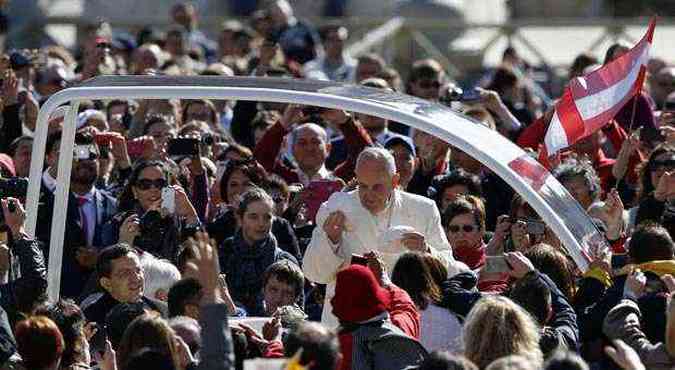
(447, 224), (477, 233)
(417, 80), (441, 90)
(649, 159), (675, 172)
(135, 178), (168, 190)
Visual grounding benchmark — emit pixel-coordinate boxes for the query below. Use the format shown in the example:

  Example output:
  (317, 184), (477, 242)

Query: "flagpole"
(628, 89), (641, 133)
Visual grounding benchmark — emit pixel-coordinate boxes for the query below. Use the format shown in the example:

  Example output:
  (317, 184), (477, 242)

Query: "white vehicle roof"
(26, 76), (607, 300)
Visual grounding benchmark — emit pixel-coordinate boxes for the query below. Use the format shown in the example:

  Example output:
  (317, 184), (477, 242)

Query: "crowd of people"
(0, 0), (675, 369)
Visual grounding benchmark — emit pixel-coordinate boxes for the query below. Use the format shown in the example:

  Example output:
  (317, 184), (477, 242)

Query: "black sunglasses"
(649, 159), (675, 171)
(135, 178), (168, 190)
(447, 224), (477, 233)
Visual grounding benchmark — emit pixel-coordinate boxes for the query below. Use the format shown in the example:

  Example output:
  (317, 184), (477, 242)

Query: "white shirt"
(297, 165), (334, 187)
(42, 169), (57, 193)
(303, 189), (466, 328)
(420, 304), (464, 354)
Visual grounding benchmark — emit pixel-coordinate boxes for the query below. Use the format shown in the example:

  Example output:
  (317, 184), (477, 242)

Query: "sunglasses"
(649, 159), (675, 172)
(447, 224), (477, 233)
(135, 178), (168, 190)
(417, 80), (441, 90)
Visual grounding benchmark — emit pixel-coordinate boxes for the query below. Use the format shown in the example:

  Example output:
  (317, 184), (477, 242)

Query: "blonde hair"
(463, 296), (543, 369)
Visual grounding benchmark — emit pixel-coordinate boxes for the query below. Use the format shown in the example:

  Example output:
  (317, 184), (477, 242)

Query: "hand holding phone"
(161, 187), (176, 215)
(483, 255), (511, 274)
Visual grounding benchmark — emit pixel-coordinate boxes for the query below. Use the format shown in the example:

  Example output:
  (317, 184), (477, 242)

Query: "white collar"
(42, 169), (57, 192)
(74, 187), (96, 202)
(298, 165), (332, 186)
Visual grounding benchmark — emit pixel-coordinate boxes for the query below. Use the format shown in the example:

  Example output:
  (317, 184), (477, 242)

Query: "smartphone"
(304, 180), (343, 222)
(483, 255), (511, 274)
(161, 187), (175, 214)
(89, 323), (107, 354)
(526, 220), (546, 235)
(458, 88), (481, 102)
(168, 137), (200, 157)
(127, 138), (147, 158)
(351, 254), (368, 266)
(95, 133), (115, 146)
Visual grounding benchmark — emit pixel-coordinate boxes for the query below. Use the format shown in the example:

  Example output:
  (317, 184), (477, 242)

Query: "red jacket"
(254, 117), (373, 184)
(338, 284), (422, 370)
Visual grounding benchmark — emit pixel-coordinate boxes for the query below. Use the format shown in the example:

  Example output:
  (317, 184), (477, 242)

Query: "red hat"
(331, 264), (390, 323)
(0, 154), (16, 177)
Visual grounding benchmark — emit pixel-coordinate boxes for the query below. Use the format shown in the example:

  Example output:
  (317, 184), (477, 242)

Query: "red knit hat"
(331, 264), (390, 323)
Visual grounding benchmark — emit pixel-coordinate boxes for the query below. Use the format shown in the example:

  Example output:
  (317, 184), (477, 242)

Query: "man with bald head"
(254, 104), (372, 186)
(303, 147), (465, 328)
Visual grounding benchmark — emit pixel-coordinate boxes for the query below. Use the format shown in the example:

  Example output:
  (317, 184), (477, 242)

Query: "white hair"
(140, 253), (181, 300)
(356, 147), (397, 176)
(291, 123), (328, 146)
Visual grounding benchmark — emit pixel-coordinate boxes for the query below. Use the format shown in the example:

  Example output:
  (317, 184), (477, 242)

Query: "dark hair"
(168, 278), (203, 318)
(105, 302), (148, 349)
(509, 273), (552, 325)
(182, 99), (219, 126)
(544, 351), (589, 370)
(251, 110), (280, 133)
(442, 195), (486, 233)
(524, 244), (576, 303)
(263, 174), (290, 201)
(486, 67), (518, 95)
(569, 53), (599, 79)
(638, 144), (675, 199)
(603, 42), (631, 65)
(219, 159), (266, 203)
(96, 243), (138, 278)
(283, 322), (340, 370)
(117, 314), (180, 370)
(8, 136), (33, 157)
(15, 316), (65, 370)
(418, 351), (479, 370)
(431, 169), (482, 208)
(236, 187), (274, 216)
(46, 131), (63, 155)
(407, 58), (444, 84)
(34, 299), (86, 368)
(118, 160), (172, 212)
(143, 114), (176, 135)
(263, 260), (304, 301)
(391, 252), (443, 310)
(217, 143), (253, 162)
(509, 194), (539, 220)
(628, 223), (675, 264)
(125, 348), (176, 370)
(319, 24), (348, 42)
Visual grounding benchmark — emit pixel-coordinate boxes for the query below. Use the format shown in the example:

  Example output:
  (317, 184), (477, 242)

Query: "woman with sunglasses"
(107, 160), (201, 261)
(632, 144), (675, 228)
(442, 195), (488, 273)
(206, 159), (301, 261)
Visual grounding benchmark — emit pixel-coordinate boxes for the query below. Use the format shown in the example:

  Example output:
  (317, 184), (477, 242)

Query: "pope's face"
(355, 158), (398, 214)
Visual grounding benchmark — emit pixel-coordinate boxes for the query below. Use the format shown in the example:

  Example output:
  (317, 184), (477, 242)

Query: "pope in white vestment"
(302, 148), (466, 328)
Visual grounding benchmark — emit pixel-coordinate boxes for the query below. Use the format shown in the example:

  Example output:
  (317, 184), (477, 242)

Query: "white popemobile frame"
(25, 76), (607, 301)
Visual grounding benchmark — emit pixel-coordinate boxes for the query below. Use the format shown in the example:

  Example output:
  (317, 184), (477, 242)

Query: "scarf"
(454, 243), (486, 270)
(225, 231), (280, 315)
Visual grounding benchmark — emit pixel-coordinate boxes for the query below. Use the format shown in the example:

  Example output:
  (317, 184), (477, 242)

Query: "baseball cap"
(384, 135), (416, 157)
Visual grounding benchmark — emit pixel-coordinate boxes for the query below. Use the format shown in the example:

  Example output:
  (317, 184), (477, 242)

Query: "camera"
(133, 210), (167, 250)
(168, 137), (201, 157)
(0, 177), (28, 199)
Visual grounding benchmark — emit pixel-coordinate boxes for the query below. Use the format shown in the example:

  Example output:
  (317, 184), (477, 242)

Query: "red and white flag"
(542, 18), (656, 158)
